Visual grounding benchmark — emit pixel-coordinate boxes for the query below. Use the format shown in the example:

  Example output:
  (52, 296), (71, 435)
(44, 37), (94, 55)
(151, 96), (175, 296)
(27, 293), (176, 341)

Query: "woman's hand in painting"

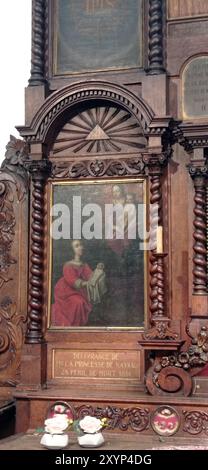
(74, 279), (88, 289)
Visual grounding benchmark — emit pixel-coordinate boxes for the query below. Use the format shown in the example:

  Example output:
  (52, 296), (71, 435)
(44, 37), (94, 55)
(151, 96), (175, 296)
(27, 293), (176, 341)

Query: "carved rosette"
(75, 405), (150, 432)
(148, 0), (165, 75)
(25, 160), (51, 344)
(29, 0), (46, 86)
(183, 411), (208, 435)
(189, 165), (208, 295)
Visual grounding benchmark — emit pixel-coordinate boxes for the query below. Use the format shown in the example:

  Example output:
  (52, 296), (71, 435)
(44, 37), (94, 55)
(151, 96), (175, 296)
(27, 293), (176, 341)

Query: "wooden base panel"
(14, 387), (208, 439)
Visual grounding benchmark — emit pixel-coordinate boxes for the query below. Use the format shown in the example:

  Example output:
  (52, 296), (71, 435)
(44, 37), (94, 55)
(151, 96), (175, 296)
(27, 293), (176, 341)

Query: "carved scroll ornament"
(146, 326), (208, 397)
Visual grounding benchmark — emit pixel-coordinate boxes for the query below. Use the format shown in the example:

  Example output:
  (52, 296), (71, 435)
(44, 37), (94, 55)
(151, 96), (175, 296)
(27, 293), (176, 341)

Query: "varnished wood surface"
(0, 432), (208, 451)
(14, 386), (208, 404)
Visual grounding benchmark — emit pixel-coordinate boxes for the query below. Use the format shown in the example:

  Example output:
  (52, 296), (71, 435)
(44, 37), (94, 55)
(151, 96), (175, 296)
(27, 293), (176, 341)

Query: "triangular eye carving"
(86, 124), (110, 141)
(51, 106), (146, 156)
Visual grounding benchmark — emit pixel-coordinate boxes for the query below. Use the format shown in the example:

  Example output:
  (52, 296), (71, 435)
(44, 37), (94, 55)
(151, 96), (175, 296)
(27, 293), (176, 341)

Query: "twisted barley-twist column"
(191, 171), (207, 294)
(148, 0), (165, 75)
(29, 0), (46, 86)
(157, 256), (165, 316)
(207, 185), (208, 291)
(25, 161), (51, 344)
(149, 172), (162, 317)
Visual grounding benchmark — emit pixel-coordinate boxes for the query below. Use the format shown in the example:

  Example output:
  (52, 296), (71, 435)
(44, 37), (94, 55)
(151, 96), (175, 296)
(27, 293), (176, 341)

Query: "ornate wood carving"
(51, 106), (147, 156)
(146, 326), (208, 396)
(51, 157), (145, 179)
(148, 0), (165, 75)
(0, 136), (29, 387)
(75, 405), (150, 432)
(29, 0), (46, 86)
(183, 411), (208, 436)
(0, 298), (24, 386)
(189, 165), (208, 295)
(25, 160), (51, 344)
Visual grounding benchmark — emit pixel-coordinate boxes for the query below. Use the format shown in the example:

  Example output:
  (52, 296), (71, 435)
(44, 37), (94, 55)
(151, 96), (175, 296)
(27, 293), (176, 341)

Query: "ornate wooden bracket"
(29, 0), (46, 86)
(25, 160), (51, 344)
(145, 326), (208, 396)
(148, 0), (165, 75)
(188, 164), (208, 296)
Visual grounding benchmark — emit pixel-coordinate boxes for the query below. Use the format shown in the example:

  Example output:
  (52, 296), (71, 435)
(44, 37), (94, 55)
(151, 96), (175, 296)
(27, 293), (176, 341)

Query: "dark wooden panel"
(168, 0), (208, 19)
(167, 20), (208, 76)
(54, 0), (143, 74)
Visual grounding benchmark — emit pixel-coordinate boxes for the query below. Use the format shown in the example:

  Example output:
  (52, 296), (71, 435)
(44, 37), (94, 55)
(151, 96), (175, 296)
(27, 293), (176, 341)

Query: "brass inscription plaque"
(54, 0), (143, 74)
(182, 56), (208, 119)
(53, 349), (141, 380)
(168, 0), (208, 19)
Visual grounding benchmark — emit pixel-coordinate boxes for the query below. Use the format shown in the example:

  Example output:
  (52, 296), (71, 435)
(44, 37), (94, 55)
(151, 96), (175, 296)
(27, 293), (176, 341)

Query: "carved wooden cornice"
(17, 82), (155, 144)
(179, 123), (208, 151)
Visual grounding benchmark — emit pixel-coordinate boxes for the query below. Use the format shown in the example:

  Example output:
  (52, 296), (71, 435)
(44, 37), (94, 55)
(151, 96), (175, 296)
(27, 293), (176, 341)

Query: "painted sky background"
(0, 1), (31, 162)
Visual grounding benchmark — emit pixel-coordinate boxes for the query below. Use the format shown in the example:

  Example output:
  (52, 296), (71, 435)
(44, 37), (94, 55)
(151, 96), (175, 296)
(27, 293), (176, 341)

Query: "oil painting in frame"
(47, 178), (147, 329)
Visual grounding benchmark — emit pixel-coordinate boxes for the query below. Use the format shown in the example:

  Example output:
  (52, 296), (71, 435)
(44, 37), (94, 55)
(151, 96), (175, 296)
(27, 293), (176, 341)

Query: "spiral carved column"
(25, 160), (51, 344)
(149, 171), (162, 319)
(148, 0), (165, 75)
(189, 166), (208, 295)
(142, 155), (177, 340)
(29, 0), (46, 86)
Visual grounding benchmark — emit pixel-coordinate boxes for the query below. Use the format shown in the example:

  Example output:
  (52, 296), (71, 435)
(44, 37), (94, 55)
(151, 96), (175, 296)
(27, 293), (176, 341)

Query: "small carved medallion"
(151, 406), (180, 436)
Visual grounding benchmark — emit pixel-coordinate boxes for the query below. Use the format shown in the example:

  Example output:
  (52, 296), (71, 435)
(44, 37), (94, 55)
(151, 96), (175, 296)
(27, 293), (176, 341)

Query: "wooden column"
(189, 164), (208, 317)
(143, 153), (178, 339)
(25, 160), (51, 344)
(148, 0), (165, 75)
(29, 0), (46, 86)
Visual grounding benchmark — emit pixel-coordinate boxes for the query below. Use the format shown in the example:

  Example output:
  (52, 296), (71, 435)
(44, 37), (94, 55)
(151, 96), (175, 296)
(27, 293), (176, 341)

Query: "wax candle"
(156, 226), (163, 254)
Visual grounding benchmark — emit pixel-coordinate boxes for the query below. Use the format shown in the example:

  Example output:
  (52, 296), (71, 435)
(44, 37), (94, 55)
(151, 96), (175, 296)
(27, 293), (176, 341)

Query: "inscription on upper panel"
(54, 0), (143, 74)
(182, 56), (208, 120)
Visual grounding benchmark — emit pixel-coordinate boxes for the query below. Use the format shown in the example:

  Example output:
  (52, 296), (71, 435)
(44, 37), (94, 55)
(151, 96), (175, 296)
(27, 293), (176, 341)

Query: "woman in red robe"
(52, 240), (93, 327)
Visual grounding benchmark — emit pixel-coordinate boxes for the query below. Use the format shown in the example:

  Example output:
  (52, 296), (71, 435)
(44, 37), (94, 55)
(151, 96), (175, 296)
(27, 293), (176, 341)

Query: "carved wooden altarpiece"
(1, 0), (208, 439)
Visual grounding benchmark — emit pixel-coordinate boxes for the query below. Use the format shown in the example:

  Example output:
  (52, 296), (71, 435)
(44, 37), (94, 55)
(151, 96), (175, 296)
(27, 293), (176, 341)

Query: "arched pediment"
(17, 81), (155, 150)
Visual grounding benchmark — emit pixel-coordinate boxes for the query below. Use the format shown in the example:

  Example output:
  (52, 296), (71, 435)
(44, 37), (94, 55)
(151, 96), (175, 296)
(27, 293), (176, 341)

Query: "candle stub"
(156, 226), (163, 254)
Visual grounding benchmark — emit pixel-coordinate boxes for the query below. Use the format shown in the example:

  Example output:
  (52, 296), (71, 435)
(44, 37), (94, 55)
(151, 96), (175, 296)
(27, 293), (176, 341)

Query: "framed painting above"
(47, 178), (147, 329)
(53, 0), (143, 75)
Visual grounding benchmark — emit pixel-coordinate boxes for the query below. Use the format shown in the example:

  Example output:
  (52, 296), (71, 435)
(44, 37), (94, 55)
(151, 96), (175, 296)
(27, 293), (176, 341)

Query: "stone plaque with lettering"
(182, 56), (208, 119)
(53, 349), (141, 380)
(54, 0), (143, 74)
